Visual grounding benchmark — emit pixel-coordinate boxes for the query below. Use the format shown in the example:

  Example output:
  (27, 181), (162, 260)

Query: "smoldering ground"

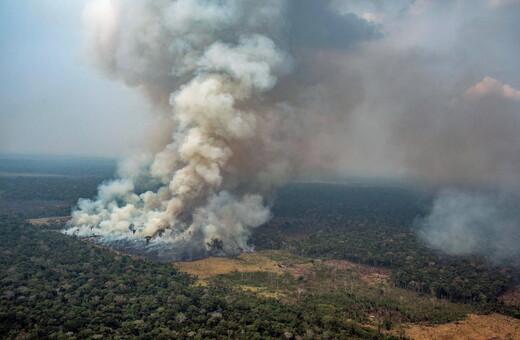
(64, 1), (520, 262)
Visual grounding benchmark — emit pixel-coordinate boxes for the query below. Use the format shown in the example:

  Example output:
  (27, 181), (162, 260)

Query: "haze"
(0, 0), (150, 158)
(1, 0), (520, 183)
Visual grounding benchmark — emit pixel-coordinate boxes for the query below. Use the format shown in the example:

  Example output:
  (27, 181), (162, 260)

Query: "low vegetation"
(189, 251), (474, 326)
(252, 183), (520, 317)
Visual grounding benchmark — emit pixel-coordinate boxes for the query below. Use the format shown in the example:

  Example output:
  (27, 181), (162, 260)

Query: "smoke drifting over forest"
(64, 0), (520, 261)
(416, 189), (520, 263)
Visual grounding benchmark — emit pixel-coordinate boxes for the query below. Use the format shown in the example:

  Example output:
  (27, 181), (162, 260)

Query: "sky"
(1, 0), (520, 181)
(0, 0), (150, 157)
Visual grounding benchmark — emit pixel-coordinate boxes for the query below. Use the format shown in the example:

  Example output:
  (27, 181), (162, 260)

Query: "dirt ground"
(322, 259), (392, 284)
(403, 313), (520, 340)
(173, 251), (286, 280)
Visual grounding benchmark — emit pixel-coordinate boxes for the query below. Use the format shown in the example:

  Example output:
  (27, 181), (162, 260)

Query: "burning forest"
(62, 0), (520, 263)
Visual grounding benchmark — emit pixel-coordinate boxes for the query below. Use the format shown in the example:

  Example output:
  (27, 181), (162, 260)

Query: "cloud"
(466, 76), (520, 101)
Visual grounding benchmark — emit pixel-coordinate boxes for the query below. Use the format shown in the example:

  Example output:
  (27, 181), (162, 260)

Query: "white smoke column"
(64, 0), (295, 261)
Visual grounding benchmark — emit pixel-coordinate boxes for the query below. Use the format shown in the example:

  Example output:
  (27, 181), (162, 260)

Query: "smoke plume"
(64, 0), (378, 261)
(64, 1), (520, 262)
(65, 0), (288, 261)
(416, 189), (520, 264)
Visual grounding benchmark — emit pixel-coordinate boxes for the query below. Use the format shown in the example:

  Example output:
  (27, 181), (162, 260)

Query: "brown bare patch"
(322, 259), (392, 284)
(404, 314), (520, 340)
(499, 286), (520, 306)
(173, 252), (285, 280)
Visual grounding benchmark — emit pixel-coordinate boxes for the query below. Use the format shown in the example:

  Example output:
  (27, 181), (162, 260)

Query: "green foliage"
(0, 176), (106, 202)
(252, 183), (520, 316)
(0, 156), (114, 217)
(0, 215), (398, 339)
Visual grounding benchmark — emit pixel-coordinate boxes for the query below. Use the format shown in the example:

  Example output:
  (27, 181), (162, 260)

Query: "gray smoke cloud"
(299, 1), (520, 262)
(416, 189), (520, 264)
(294, 1), (520, 181)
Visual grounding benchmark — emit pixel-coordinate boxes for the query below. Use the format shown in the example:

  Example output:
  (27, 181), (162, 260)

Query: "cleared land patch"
(173, 250), (289, 280)
(175, 250), (475, 328)
(322, 259), (392, 285)
(403, 313), (520, 340)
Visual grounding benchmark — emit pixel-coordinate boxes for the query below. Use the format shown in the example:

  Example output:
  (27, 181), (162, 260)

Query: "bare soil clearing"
(174, 251), (286, 280)
(403, 313), (520, 340)
(322, 259), (392, 284)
